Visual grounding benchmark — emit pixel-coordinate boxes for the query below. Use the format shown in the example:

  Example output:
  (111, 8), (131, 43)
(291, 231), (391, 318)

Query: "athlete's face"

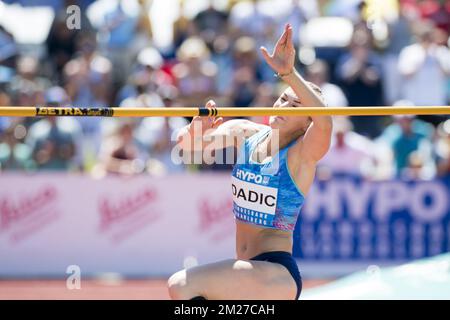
(270, 88), (311, 137)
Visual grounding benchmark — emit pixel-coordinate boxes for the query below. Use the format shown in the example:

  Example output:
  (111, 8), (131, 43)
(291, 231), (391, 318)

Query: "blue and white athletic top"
(231, 126), (305, 232)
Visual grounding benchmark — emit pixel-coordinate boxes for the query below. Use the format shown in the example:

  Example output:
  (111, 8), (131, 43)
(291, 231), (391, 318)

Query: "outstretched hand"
(189, 100), (223, 136)
(260, 24), (296, 76)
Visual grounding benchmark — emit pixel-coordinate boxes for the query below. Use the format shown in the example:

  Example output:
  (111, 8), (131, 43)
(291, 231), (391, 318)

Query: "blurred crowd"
(0, 0), (449, 179)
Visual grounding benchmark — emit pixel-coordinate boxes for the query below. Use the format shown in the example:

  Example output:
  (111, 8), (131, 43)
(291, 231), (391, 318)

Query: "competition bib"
(231, 168), (280, 226)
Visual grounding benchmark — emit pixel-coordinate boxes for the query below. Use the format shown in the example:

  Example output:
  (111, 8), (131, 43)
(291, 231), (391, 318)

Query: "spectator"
(11, 80), (46, 129)
(306, 59), (348, 107)
(402, 150), (434, 180)
(404, 0), (450, 34)
(379, 101), (436, 142)
(132, 0), (154, 52)
(0, 0), (447, 179)
(95, 119), (146, 176)
(172, 37), (217, 106)
(276, 0), (317, 47)
(11, 56), (51, 91)
(117, 46), (168, 105)
(229, 0), (277, 49)
(318, 116), (376, 177)
(397, 21), (450, 107)
(26, 87), (82, 171)
(381, 3), (414, 104)
(119, 69), (164, 109)
(336, 28), (384, 137)
(336, 29), (384, 107)
(63, 34), (112, 108)
(320, 0), (363, 22)
(227, 37), (261, 107)
(45, 12), (79, 80)
(172, 1), (197, 52)
(0, 123), (34, 171)
(193, 0), (230, 42)
(136, 86), (188, 175)
(9, 57), (50, 115)
(435, 119), (450, 177)
(98, 0), (139, 85)
(210, 35), (234, 96)
(62, 34), (112, 158)
(380, 114), (435, 178)
(0, 88), (12, 132)
(0, 26), (18, 68)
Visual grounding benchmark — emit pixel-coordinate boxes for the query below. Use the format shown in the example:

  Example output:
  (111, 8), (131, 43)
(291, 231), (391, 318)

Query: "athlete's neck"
(264, 129), (294, 156)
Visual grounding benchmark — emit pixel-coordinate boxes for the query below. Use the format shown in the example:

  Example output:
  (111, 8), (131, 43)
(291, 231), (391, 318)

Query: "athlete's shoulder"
(217, 119), (268, 139)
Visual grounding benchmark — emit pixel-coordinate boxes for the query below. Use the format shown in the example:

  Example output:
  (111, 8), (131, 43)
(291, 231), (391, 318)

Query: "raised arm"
(260, 24), (332, 162)
(176, 100), (266, 153)
(283, 71), (332, 162)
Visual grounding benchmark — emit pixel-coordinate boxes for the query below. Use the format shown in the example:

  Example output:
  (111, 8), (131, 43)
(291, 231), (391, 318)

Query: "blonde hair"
(280, 82), (325, 138)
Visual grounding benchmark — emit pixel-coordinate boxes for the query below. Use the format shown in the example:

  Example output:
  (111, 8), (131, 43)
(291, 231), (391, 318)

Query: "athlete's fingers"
(205, 100), (221, 128)
(205, 100), (216, 109)
(260, 46), (274, 68)
(286, 25), (294, 49)
(192, 116), (201, 122)
(203, 116), (213, 127)
(276, 25), (288, 47)
(190, 116), (211, 136)
(212, 117), (223, 128)
(193, 115), (208, 128)
(189, 116), (204, 137)
(288, 26), (295, 50)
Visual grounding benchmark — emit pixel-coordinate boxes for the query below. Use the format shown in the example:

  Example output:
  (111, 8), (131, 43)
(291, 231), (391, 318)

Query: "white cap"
(392, 99), (416, 120)
(137, 47), (163, 69)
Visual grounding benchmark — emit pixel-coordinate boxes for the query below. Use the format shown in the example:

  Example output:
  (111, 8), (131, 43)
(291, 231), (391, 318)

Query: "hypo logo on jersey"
(234, 169), (271, 185)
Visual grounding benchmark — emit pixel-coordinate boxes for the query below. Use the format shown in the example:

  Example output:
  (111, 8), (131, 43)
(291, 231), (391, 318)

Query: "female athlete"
(168, 24), (332, 300)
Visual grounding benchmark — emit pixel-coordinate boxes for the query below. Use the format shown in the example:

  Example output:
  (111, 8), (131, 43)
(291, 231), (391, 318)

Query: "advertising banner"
(1, 173), (449, 277)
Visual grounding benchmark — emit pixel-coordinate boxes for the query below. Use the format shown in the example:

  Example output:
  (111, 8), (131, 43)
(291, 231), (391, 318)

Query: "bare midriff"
(235, 220), (293, 260)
